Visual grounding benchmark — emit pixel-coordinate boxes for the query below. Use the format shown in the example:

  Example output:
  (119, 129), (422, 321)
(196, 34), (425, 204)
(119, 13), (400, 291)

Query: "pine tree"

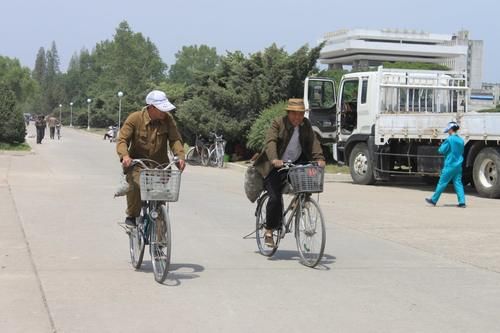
(33, 47), (46, 83)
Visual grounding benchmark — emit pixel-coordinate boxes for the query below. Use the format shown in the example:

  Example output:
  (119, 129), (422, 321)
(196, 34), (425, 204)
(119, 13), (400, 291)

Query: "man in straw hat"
(254, 98), (325, 247)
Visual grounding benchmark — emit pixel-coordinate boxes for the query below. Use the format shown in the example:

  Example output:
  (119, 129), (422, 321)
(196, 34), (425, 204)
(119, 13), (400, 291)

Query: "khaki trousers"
(125, 167), (142, 217)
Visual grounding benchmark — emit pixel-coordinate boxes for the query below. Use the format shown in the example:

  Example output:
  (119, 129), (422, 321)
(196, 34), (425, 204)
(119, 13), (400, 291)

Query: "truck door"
(304, 77), (337, 143)
(338, 78), (360, 136)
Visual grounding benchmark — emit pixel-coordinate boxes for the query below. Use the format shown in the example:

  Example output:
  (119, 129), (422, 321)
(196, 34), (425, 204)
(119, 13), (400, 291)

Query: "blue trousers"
(431, 166), (466, 205)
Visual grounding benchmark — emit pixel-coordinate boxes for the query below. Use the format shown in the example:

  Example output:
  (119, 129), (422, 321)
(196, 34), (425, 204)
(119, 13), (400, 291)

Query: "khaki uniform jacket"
(116, 108), (185, 164)
(254, 115), (324, 178)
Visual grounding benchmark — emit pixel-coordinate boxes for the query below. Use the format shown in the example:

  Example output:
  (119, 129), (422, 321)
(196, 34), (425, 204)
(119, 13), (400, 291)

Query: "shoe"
(124, 216), (136, 227)
(457, 203), (467, 208)
(425, 198), (436, 206)
(264, 233), (275, 248)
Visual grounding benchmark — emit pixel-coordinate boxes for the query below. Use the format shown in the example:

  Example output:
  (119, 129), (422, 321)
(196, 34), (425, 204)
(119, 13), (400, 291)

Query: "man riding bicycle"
(117, 90), (186, 227)
(253, 98), (325, 247)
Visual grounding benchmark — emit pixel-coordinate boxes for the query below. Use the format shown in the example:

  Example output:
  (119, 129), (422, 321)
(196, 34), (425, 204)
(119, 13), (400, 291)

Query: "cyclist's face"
(147, 106), (166, 120)
(287, 111), (305, 127)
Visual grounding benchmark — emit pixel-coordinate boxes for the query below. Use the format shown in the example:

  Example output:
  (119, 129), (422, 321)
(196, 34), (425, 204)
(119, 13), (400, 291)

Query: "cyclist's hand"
(177, 159), (186, 171)
(122, 155), (132, 168)
(316, 160), (326, 168)
(272, 159), (284, 168)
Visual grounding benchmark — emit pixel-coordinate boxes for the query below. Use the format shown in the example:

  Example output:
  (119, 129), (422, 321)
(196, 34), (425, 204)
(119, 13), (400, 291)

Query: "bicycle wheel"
(208, 149), (217, 167)
(186, 147), (200, 165)
(255, 193), (279, 257)
(201, 147), (210, 166)
(295, 196), (326, 268)
(216, 145), (225, 168)
(150, 205), (171, 283)
(129, 217), (145, 269)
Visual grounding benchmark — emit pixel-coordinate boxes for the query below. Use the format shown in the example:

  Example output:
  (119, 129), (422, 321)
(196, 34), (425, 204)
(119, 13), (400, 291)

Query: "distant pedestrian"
(35, 115), (46, 144)
(426, 121), (466, 208)
(47, 115), (58, 139)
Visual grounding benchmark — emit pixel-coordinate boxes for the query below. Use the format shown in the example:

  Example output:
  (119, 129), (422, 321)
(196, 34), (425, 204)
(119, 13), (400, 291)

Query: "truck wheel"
(473, 148), (500, 198)
(349, 143), (376, 185)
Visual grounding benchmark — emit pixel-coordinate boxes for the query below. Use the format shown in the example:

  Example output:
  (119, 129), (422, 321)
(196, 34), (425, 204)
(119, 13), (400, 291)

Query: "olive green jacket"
(254, 115), (324, 178)
(116, 108), (185, 164)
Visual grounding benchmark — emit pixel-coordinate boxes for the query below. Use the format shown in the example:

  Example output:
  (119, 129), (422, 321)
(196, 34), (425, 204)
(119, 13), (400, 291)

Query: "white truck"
(304, 67), (500, 198)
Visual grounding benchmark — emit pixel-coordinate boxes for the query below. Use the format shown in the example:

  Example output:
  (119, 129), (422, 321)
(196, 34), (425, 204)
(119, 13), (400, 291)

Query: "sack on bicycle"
(244, 164), (264, 203)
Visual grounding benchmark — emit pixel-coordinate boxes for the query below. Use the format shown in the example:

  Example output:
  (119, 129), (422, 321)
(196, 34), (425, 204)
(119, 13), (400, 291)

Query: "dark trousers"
(264, 169), (288, 229)
(36, 127), (45, 143)
(49, 127), (55, 139)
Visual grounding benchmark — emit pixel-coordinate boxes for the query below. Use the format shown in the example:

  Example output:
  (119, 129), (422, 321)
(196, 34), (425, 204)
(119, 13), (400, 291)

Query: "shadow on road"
(137, 262), (205, 286)
(264, 250), (336, 270)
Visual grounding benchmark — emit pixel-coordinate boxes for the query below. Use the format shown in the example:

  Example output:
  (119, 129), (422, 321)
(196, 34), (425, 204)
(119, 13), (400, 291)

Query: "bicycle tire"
(201, 147), (210, 166)
(216, 145), (224, 168)
(295, 197), (326, 268)
(208, 149), (217, 167)
(255, 193), (279, 257)
(186, 147), (200, 165)
(129, 218), (145, 269)
(150, 205), (171, 283)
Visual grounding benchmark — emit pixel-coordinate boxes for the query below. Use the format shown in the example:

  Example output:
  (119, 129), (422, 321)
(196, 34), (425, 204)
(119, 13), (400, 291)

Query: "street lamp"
(59, 104), (62, 123)
(69, 102), (73, 127)
(87, 98), (92, 130)
(117, 91), (123, 131)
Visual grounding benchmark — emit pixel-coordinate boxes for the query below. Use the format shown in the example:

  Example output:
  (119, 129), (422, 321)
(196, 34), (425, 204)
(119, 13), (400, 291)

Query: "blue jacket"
(438, 134), (464, 169)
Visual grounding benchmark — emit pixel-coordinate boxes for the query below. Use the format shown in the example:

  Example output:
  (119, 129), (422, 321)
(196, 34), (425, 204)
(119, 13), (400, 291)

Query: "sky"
(1, 0), (499, 82)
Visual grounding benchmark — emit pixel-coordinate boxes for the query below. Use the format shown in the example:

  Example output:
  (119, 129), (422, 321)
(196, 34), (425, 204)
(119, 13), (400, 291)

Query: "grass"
(0, 142), (31, 151)
(324, 164), (349, 174)
(478, 107), (500, 113)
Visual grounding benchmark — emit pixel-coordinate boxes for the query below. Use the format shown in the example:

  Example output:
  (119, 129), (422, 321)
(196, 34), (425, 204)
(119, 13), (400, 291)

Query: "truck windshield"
(308, 80), (335, 109)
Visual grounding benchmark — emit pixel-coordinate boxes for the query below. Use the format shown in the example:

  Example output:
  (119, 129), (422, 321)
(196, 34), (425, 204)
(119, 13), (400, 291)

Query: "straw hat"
(286, 98), (306, 112)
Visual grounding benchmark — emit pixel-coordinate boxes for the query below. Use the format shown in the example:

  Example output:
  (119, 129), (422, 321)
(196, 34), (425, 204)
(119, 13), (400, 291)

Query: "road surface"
(1, 125), (499, 332)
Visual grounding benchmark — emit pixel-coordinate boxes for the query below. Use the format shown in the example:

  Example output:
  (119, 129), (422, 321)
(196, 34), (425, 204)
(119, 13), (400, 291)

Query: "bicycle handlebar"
(131, 156), (181, 171)
(278, 161), (321, 172)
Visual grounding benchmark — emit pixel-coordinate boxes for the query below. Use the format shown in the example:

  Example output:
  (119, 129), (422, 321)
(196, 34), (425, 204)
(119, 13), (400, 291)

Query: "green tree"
(0, 56), (37, 103)
(246, 101), (287, 151)
(0, 84), (26, 143)
(169, 45), (219, 85)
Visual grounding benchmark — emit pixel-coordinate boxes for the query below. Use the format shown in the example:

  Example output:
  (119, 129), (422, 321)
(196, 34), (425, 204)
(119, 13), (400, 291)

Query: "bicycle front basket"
(288, 165), (324, 193)
(139, 169), (181, 202)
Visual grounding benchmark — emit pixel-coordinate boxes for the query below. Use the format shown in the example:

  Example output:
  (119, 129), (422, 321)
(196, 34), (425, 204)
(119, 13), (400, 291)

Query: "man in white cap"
(117, 90), (186, 226)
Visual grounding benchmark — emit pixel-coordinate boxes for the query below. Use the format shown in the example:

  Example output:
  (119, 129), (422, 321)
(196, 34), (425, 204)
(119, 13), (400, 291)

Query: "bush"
(91, 110), (115, 128)
(246, 101), (286, 151)
(0, 84), (26, 143)
(176, 97), (250, 146)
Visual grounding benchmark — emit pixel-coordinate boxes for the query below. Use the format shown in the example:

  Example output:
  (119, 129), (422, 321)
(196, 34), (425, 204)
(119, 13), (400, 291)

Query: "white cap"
(145, 90), (176, 112)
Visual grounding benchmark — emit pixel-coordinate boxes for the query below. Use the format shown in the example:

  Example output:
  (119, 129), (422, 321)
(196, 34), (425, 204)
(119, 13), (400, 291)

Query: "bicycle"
(186, 134), (209, 166)
(208, 132), (226, 168)
(255, 162), (326, 267)
(126, 158), (182, 283)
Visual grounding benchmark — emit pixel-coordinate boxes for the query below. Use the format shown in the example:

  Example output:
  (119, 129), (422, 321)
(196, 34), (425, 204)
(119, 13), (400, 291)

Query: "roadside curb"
(226, 162), (352, 182)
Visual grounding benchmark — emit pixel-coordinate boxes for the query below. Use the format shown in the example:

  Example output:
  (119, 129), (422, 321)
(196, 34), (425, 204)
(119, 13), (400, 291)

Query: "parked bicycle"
(186, 134), (209, 166)
(208, 132), (226, 168)
(255, 162), (326, 267)
(126, 158), (182, 283)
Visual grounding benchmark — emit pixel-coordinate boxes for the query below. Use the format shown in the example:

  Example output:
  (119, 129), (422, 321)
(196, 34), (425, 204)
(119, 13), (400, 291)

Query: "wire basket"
(288, 165), (324, 193)
(139, 169), (181, 202)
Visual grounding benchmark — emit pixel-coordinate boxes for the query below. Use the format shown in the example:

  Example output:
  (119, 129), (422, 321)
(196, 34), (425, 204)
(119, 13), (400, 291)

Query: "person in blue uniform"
(426, 121), (466, 208)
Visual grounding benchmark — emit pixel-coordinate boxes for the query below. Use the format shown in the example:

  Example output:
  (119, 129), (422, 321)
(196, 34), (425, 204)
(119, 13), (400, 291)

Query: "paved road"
(1, 126), (500, 333)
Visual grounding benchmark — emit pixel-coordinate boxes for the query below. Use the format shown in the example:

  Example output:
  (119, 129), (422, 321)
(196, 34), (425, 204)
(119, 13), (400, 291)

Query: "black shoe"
(425, 198), (436, 206)
(457, 203), (467, 208)
(124, 216), (136, 227)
